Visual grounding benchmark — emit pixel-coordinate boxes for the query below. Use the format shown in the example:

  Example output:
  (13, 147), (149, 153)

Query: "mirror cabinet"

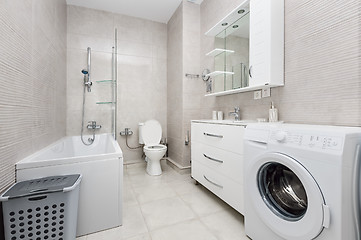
(205, 0), (284, 96)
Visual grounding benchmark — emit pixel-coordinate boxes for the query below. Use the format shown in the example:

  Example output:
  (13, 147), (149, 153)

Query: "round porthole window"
(258, 162), (308, 221)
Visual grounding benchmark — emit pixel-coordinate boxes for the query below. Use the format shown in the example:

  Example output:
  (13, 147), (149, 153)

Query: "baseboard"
(165, 158), (191, 175)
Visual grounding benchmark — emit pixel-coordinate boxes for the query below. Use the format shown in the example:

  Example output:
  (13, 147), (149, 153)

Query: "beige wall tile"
(0, 0), (67, 192)
(67, 5), (114, 39)
(167, 0), (202, 167)
(67, 6), (168, 164)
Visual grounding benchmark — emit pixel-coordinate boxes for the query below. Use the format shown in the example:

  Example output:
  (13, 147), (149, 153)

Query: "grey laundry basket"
(0, 174), (82, 240)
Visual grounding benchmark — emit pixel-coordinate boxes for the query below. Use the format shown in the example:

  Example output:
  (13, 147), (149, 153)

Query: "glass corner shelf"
(206, 71), (234, 77)
(96, 101), (116, 105)
(206, 48), (235, 57)
(96, 80), (115, 84)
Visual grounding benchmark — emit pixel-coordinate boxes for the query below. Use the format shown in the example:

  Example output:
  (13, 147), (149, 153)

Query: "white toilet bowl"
(139, 120), (167, 176)
(144, 145), (167, 175)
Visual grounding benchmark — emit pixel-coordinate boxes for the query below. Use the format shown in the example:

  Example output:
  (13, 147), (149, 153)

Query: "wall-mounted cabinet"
(205, 0), (284, 97)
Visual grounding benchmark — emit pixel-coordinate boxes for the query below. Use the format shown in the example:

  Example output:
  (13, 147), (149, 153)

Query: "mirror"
(213, 12), (250, 93)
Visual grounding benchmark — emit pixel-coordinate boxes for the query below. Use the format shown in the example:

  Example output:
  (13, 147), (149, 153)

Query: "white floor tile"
(166, 178), (203, 196)
(133, 182), (177, 204)
(123, 185), (138, 207)
(128, 171), (164, 188)
(140, 196), (196, 230)
(123, 233), (152, 240)
(180, 185), (230, 217)
(119, 205), (149, 239)
(200, 209), (250, 240)
(126, 164), (148, 176)
(150, 219), (218, 240)
(86, 227), (121, 240)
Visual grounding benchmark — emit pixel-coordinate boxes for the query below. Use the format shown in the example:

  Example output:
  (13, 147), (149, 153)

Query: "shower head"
(81, 69), (88, 75)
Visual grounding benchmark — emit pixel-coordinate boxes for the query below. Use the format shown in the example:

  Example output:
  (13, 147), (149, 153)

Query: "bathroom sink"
(191, 119), (257, 125)
(220, 119), (256, 124)
(233, 120), (257, 123)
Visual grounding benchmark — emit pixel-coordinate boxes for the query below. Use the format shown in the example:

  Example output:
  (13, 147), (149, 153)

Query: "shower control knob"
(275, 131), (287, 142)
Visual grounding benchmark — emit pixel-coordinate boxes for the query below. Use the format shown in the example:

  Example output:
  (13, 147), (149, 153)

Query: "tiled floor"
(77, 160), (250, 240)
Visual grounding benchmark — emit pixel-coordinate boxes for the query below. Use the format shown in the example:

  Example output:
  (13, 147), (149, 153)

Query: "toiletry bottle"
(269, 102), (278, 122)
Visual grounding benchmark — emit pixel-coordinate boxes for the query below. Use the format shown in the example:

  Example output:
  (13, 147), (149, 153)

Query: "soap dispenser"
(269, 102), (278, 122)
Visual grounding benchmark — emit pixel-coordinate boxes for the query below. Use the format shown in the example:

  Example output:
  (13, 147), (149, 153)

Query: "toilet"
(139, 120), (167, 176)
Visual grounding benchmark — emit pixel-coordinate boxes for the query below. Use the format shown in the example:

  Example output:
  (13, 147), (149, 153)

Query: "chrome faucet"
(229, 107), (240, 121)
(87, 121), (101, 130)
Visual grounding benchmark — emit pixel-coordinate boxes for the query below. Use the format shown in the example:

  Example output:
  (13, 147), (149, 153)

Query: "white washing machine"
(244, 123), (361, 240)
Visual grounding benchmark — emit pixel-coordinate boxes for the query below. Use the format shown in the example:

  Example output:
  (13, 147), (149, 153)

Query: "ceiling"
(66, 0), (203, 23)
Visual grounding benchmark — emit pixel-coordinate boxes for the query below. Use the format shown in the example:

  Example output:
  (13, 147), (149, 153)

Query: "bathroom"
(0, 0), (360, 239)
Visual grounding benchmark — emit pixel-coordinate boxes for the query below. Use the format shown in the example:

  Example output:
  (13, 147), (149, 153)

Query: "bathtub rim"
(16, 134), (123, 170)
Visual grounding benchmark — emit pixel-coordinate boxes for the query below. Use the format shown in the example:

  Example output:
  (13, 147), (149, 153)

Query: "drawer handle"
(203, 132), (223, 138)
(203, 154), (223, 163)
(203, 175), (223, 189)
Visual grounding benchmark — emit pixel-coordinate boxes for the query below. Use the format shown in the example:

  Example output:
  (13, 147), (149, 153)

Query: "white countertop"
(191, 119), (257, 126)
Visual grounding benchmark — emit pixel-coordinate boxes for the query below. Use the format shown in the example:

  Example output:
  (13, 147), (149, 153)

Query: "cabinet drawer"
(191, 142), (243, 184)
(191, 122), (245, 154)
(192, 160), (244, 214)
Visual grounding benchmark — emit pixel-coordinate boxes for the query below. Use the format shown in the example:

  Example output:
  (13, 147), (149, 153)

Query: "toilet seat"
(142, 120), (162, 146)
(144, 144), (167, 152)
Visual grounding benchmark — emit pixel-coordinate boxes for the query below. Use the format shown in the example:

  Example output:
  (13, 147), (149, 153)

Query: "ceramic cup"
(217, 111), (223, 120)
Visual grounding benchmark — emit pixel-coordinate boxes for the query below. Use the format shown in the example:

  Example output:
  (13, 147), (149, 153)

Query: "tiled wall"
(167, 3), (184, 166)
(167, 1), (202, 168)
(200, 0), (361, 127)
(0, 0), (67, 192)
(67, 6), (167, 164)
(182, 1), (201, 167)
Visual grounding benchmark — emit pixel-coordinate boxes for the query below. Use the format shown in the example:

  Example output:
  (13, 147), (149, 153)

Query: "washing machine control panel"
(270, 130), (343, 151)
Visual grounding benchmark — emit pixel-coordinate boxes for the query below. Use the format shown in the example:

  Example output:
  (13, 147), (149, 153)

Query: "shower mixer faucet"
(87, 121), (101, 130)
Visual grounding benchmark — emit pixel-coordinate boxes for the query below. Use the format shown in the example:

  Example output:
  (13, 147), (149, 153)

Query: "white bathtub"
(16, 134), (123, 237)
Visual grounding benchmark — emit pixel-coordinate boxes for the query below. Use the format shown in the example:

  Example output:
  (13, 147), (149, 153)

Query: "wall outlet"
(262, 88), (271, 98)
(254, 90), (262, 100)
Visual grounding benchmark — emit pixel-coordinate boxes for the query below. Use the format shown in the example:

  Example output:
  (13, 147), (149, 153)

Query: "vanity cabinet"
(191, 121), (246, 214)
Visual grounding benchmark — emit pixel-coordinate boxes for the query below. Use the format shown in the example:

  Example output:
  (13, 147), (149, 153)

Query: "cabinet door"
(192, 160), (244, 214)
(191, 123), (245, 155)
(249, 0), (284, 88)
(192, 142), (244, 184)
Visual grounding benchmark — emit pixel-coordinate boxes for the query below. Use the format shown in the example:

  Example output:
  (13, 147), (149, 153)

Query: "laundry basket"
(0, 174), (82, 240)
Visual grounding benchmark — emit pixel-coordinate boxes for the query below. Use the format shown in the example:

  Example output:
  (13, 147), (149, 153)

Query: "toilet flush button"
(275, 131), (287, 142)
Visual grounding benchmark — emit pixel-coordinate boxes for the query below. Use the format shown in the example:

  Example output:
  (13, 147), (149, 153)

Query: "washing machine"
(244, 123), (361, 240)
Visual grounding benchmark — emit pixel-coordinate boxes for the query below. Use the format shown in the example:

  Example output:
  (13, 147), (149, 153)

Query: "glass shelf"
(206, 71), (234, 77)
(96, 80), (115, 84)
(96, 102), (116, 105)
(206, 48), (234, 57)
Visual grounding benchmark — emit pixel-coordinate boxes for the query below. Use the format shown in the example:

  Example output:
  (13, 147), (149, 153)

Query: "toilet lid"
(142, 120), (162, 145)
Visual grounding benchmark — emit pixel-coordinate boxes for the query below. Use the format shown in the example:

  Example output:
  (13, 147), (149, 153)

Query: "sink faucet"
(229, 107), (240, 121)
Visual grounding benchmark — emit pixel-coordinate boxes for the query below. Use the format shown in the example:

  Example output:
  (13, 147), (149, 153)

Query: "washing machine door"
(249, 152), (330, 240)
